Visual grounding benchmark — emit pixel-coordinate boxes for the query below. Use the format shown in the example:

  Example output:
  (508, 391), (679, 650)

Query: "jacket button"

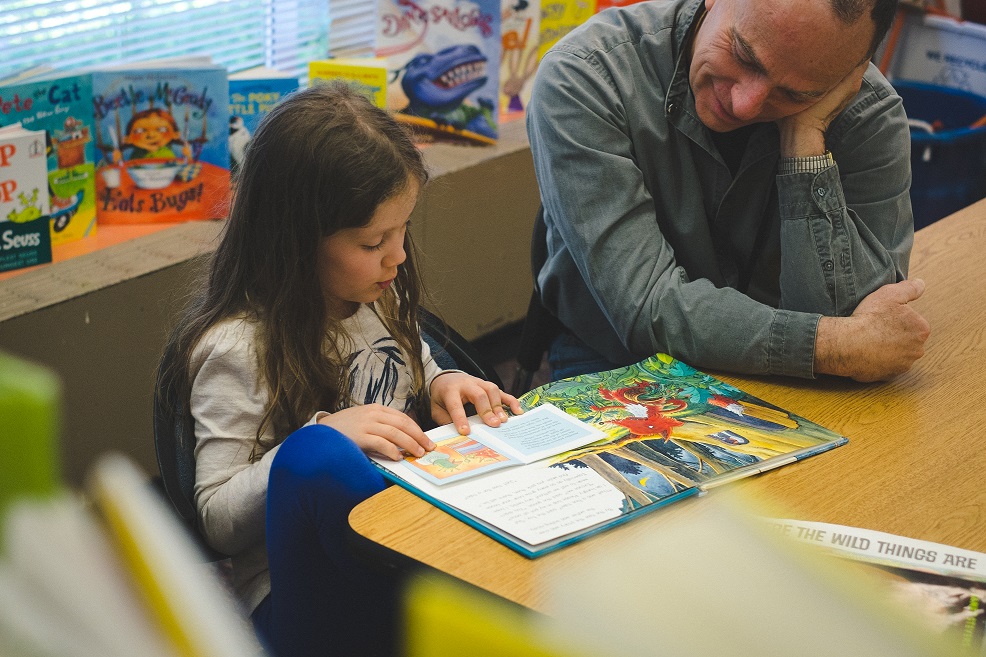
(822, 259), (834, 271)
(667, 102), (677, 115)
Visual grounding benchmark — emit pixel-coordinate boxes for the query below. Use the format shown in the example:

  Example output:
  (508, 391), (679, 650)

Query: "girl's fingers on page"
(441, 393), (473, 435)
(374, 422), (427, 458)
(360, 435), (403, 462)
(430, 405), (454, 429)
(471, 380), (509, 426)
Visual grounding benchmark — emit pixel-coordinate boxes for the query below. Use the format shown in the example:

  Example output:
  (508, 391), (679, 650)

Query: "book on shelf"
(768, 519), (986, 653)
(90, 62), (230, 224)
(500, 0), (541, 116)
(0, 123), (52, 273)
(375, 0), (502, 144)
(0, 71), (99, 246)
(308, 58), (390, 109)
(593, 0), (649, 13)
(228, 67), (299, 173)
(372, 353), (848, 558)
(538, 0), (597, 59)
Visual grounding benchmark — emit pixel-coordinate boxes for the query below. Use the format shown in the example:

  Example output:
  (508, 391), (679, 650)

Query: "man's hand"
(814, 279), (931, 382)
(778, 62), (868, 158)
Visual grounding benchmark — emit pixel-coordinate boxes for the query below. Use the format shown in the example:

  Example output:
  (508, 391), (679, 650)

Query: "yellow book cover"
(309, 59), (389, 109)
(538, 0), (596, 59)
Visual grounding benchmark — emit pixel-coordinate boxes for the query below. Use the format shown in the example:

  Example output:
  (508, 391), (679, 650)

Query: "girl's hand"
(430, 373), (524, 435)
(317, 404), (434, 462)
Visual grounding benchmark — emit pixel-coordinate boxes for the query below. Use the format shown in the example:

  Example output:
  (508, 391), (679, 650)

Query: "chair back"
(153, 338), (227, 560)
(419, 307), (504, 389)
(511, 206), (562, 396)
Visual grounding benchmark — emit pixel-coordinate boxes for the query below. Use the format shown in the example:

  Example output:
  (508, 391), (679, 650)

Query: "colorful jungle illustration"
(520, 354), (844, 515)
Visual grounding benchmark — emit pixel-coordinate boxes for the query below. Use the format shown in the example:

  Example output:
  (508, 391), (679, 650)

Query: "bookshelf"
(0, 118), (539, 486)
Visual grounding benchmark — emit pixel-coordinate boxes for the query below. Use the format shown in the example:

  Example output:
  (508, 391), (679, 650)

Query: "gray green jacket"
(527, 0), (913, 378)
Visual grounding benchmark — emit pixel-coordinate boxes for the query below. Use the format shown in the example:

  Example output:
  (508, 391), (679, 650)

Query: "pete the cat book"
(0, 72), (98, 246)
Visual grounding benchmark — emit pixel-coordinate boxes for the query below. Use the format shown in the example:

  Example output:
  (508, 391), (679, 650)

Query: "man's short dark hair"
(831, 0), (899, 58)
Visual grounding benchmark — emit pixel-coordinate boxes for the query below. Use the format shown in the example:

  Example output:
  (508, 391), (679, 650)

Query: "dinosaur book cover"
(0, 124), (52, 272)
(376, 0), (502, 144)
(372, 353), (847, 557)
(0, 72), (98, 246)
(90, 65), (230, 224)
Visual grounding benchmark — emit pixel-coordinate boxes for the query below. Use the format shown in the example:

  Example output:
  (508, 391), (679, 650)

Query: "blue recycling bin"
(894, 80), (986, 229)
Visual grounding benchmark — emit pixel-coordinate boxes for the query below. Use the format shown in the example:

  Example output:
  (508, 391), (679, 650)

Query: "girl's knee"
(270, 424), (385, 501)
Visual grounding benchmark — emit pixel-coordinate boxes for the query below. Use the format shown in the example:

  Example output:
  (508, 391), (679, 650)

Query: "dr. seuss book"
(0, 124), (52, 272)
(0, 72), (98, 246)
(309, 58), (389, 108)
(500, 0), (540, 116)
(539, 0), (596, 59)
(376, 0), (502, 144)
(228, 67), (299, 173)
(373, 353), (847, 557)
(90, 65), (230, 224)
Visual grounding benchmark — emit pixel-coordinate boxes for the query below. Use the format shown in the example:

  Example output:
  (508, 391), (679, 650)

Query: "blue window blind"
(0, 0), (331, 81)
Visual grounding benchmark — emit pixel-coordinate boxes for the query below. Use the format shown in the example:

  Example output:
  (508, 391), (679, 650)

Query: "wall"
(0, 120), (539, 487)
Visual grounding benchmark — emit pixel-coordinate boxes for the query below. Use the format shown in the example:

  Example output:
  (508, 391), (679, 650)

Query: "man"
(527, 0), (930, 382)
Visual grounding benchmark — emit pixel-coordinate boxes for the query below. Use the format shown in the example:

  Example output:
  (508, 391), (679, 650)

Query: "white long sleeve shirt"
(190, 304), (443, 612)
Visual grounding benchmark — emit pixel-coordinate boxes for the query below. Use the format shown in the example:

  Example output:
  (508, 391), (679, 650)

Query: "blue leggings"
(251, 424), (398, 657)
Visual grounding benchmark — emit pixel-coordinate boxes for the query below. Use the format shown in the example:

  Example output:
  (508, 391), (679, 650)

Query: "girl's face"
(317, 180), (419, 317)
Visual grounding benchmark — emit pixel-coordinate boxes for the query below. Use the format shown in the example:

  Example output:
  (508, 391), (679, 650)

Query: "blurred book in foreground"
(0, 453), (266, 657)
(536, 495), (965, 657)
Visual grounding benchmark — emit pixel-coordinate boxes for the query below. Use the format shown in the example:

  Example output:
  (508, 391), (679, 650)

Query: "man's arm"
(777, 63), (930, 380)
(775, 63), (914, 318)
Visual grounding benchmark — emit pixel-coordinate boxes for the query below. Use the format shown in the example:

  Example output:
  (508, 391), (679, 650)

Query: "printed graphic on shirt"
(346, 337), (414, 411)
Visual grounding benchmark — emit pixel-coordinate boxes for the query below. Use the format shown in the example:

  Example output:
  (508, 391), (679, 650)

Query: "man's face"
(688, 0), (875, 132)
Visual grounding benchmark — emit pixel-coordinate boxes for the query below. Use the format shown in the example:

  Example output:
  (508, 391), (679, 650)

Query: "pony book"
(372, 353), (847, 557)
(90, 64), (230, 224)
(376, 0), (501, 144)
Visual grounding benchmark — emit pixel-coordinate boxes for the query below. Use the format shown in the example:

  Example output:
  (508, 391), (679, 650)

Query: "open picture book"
(372, 353), (847, 557)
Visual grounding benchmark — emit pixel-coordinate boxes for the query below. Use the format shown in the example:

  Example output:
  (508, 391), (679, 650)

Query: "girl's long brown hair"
(162, 82), (430, 460)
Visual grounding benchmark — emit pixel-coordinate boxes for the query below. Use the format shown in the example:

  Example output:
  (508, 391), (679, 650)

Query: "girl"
(162, 82), (521, 657)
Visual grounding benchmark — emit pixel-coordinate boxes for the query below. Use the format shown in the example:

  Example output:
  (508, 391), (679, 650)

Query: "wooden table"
(350, 198), (986, 612)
